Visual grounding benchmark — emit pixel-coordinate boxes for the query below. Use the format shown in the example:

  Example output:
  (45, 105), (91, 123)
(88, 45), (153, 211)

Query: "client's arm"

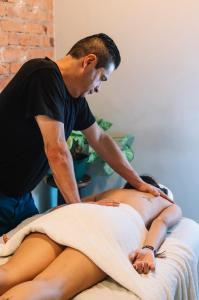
(129, 204), (182, 274)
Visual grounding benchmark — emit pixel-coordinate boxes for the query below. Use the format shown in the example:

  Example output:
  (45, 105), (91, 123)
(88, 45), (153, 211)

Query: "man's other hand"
(137, 182), (174, 203)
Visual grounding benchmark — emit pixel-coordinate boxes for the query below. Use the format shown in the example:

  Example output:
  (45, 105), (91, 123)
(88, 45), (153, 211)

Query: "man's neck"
(55, 56), (80, 98)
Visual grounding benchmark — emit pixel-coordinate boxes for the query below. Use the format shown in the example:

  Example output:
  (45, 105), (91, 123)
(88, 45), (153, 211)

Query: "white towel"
(0, 203), (198, 300)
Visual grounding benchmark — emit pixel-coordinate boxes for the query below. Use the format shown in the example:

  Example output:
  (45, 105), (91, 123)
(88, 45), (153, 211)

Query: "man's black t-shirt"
(0, 57), (95, 196)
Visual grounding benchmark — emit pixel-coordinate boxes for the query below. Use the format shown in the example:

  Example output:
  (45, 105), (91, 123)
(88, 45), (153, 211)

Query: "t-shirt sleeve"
(25, 68), (65, 123)
(73, 98), (96, 130)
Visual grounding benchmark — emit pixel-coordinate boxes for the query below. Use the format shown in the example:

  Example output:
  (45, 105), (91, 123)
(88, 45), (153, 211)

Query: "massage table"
(0, 187), (198, 300)
(74, 186), (199, 299)
(74, 217), (199, 300)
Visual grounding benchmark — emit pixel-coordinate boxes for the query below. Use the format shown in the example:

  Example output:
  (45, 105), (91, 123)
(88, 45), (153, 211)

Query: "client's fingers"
(143, 262), (149, 274)
(133, 260), (155, 274)
(149, 262), (155, 272)
(133, 263), (139, 272)
(136, 262), (144, 274)
(129, 250), (138, 263)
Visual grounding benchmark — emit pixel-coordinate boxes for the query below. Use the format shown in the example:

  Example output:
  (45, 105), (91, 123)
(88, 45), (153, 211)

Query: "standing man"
(0, 33), (167, 235)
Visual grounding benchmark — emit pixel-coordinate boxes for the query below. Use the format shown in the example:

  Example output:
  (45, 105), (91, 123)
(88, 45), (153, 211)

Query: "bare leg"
(0, 233), (64, 295)
(1, 247), (107, 300)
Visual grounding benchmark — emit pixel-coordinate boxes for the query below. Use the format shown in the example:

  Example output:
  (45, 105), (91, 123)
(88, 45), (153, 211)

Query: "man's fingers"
(149, 184), (173, 203)
(151, 188), (160, 197)
(144, 184), (173, 203)
(158, 189), (174, 203)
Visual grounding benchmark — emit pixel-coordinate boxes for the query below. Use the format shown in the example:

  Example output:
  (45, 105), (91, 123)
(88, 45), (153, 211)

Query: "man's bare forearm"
(47, 148), (81, 204)
(91, 132), (143, 187)
(83, 123), (170, 199)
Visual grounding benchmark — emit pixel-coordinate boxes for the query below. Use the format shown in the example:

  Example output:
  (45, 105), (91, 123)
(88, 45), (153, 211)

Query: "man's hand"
(137, 182), (174, 203)
(129, 248), (155, 274)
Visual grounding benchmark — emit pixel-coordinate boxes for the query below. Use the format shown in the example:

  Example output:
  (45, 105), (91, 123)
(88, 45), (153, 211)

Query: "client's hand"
(89, 199), (120, 207)
(129, 248), (155, 274)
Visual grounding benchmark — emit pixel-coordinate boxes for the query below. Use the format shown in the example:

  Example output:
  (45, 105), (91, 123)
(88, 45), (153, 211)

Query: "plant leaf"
(87, 152), (98, 163)
(66, 136), (73, 149)
(114, 134), (134, 148)
(103, 162), (114, 175)
(122, 146), (134, 162)
(97, 118), (112, 131)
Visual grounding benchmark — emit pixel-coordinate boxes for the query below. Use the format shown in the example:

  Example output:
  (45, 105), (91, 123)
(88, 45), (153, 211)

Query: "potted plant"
(67, 118), (134, 180)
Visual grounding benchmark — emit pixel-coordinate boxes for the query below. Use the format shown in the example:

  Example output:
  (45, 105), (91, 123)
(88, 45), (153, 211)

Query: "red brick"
(27, 0), (53, 11)
(0, 3), (6, 16)
(2, 47), (24, 62)
(8, 32), (20, 45)
(1, 0), (54, 82)
(30, 35), (43, 47)
(27, 48), (47, 59)
(10, 62), (21, 73)
(6, 5), (28, 19)
(26, 0), (40, 6)
(44, 49), (54, 59)
(0, 76), (12, 92)
(0, 63), (9, 75)
(46, 24), (54, 36)
(30, 9), (47, 22)
(24, 23), (45, 34)
(19, 34), (31, 46)
(45, 0), (53, 11)
(19, 34), (43, 47)
(1, 19), (24, 33)
(43, 36), (51, 47)
(0, 34), (8, 46)
(6, 5), (47, 21)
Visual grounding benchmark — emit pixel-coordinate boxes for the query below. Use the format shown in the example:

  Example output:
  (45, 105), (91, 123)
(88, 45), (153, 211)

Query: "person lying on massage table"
(0, 176), (182, 300)
(83, 175), (182, 273)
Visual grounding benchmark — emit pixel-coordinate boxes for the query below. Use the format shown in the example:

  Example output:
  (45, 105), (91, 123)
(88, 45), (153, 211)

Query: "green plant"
(67, 118), (134, 175)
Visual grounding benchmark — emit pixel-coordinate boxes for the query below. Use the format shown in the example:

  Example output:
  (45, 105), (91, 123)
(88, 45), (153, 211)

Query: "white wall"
(54, 0), (199, 222)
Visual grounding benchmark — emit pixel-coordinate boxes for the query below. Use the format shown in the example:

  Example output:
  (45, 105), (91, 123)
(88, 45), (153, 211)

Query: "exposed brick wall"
(0, 0), (54, 91)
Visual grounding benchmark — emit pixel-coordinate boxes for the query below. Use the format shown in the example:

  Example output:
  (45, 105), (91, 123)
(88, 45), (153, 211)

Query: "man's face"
(79, 55), (115, 98)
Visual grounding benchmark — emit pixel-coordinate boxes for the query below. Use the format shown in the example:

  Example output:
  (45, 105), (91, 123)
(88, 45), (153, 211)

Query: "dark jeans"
(0, 191), (39, 235)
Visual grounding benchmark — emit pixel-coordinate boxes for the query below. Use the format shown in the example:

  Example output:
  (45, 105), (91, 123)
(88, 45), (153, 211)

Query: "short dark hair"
(124, 175), (168, 195)
(67, 33), (121, 70)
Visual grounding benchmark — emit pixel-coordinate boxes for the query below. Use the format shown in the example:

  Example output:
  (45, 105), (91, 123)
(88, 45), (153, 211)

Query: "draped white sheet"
(0, 204), (198, 300)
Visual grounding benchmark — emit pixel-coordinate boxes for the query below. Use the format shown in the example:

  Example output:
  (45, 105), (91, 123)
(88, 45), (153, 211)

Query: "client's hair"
(124, 175), (168, 195)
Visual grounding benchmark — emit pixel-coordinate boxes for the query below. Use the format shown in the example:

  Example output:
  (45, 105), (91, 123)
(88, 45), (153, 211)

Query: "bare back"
(95, 189), (172, 227)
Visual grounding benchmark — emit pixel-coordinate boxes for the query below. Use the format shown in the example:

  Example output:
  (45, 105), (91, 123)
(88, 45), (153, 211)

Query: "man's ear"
(82, 54), (97, 69)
